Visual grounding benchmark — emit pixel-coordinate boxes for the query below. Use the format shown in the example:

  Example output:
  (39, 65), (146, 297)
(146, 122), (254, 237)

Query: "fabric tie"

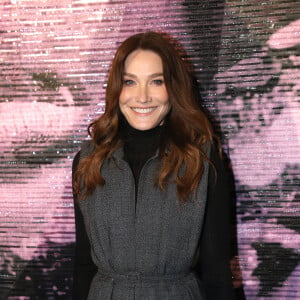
(96, 271), (194, 286)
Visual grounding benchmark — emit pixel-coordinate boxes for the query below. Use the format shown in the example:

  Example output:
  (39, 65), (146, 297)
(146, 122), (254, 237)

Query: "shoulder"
(207, 140), (232, 190)
(200, 140), (219, 165)
(72, 140), (95, 173)
(209, 141), (221, 163)
(80, 140), (95, 159)
(72, 151), (81, 174)
(201, 140), (212, 157)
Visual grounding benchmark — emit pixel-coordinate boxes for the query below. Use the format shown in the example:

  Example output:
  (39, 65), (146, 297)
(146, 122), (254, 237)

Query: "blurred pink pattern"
(0, 0), (299, 299)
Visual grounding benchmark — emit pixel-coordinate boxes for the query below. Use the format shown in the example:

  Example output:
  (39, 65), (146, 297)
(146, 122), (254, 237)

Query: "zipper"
(134, 154), (157, 217)
(130, 154), (158, 293)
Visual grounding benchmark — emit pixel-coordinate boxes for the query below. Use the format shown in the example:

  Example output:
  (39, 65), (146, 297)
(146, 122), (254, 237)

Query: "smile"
(131, 107), (157, 113)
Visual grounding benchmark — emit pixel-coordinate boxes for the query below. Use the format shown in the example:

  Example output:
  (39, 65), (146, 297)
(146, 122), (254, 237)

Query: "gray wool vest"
(78, 140), (211, 300)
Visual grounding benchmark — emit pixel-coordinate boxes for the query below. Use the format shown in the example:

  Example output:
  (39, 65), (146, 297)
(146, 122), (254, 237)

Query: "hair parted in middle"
(74, 31), (214, 201)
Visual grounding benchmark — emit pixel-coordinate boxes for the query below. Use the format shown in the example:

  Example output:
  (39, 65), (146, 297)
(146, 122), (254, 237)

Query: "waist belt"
(96, 271), (194, 285)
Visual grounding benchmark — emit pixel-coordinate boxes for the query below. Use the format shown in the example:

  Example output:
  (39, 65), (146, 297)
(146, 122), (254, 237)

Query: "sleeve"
(194, 144), (237, 300)
(72, 151), (97, 300)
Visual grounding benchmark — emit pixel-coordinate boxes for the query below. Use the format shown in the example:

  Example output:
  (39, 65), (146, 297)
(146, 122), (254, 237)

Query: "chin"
(134, 125), (152, 130)
(132, 123), (155, 130)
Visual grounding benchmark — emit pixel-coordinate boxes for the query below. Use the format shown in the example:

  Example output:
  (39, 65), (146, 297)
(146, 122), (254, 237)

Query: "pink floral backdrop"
(0, 0), (299, 299)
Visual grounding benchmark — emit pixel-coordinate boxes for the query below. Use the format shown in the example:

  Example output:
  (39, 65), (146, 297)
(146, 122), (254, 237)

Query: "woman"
(73, 32), (236, 300)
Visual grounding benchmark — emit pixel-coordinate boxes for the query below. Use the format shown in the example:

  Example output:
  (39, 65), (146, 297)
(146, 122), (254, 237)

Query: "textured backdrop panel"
(0, 0), (299, 299)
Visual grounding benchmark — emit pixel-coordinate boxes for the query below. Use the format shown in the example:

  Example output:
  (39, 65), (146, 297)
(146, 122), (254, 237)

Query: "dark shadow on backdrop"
(183, 1), (246, 299)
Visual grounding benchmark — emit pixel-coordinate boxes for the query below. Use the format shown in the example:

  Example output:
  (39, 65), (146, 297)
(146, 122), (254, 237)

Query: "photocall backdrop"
(0, 0), (299, 299)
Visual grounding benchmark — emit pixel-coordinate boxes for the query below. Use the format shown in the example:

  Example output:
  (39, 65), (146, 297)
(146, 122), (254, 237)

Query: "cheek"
(119, 89), (131, 108)
(162, 101), (171, 116)
(162, 87), (169, 100)
(159, 89), (169, 105)
(119, 90), (125, 105)
(163, 90), (170, 107)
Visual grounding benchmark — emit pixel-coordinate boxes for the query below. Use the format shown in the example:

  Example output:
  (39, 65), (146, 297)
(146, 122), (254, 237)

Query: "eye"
(151, 79), (164, 86)
(123, 79), (135, 86)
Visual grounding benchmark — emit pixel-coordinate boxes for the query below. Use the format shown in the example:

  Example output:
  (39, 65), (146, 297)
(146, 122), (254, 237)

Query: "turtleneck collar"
(118, 114), (165, 189)
(119, 114), (165, 142)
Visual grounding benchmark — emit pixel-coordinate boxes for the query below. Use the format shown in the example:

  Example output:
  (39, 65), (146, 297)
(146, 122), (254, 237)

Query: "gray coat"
(78, 141), (211, 300)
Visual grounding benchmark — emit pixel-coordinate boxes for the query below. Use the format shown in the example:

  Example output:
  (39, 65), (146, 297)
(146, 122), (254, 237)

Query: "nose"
(137, 85), (150, 103)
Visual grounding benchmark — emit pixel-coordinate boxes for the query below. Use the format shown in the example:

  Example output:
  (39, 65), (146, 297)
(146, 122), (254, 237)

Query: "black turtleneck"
(120, 119), (164, 190)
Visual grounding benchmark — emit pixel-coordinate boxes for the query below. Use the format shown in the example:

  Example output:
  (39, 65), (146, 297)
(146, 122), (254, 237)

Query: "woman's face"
(119, 49), (170, 130)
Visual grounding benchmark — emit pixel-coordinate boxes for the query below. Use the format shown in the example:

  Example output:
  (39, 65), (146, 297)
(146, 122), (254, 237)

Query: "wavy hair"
(74, 31), (214, 201)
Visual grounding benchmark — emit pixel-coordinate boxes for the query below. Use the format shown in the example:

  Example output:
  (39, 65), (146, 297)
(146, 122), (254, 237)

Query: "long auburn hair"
(74, 31), (214, 201)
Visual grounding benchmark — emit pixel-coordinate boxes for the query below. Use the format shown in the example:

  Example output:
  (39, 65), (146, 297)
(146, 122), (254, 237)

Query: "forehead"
(124, 49), (163, 72)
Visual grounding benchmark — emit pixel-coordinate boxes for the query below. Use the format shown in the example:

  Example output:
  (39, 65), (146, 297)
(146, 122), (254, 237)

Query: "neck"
(119, 115), (165, 139)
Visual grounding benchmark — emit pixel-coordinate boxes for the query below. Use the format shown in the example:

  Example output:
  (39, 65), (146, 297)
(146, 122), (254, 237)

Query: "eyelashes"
(122, 78), (165, 86)
(123, 79), (135, 86)
(152, 79), (164, 85)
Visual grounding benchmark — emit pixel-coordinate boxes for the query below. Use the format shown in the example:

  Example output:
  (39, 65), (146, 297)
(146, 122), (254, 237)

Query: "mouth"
(131, 107), (157, 114)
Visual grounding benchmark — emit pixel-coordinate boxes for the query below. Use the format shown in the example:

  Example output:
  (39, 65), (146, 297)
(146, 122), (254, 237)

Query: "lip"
(130, 106), (157, 114)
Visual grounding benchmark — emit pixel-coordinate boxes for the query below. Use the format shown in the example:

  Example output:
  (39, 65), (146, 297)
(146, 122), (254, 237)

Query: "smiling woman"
(119, 50), (170, 130)
(72, 32), (236, 300)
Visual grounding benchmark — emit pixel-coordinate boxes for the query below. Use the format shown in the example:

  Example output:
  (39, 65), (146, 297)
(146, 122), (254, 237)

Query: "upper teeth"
(132, 107), (155, 113)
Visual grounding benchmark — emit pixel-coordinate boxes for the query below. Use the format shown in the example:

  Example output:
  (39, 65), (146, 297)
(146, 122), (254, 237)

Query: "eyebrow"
(123, 72), (164, 78)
